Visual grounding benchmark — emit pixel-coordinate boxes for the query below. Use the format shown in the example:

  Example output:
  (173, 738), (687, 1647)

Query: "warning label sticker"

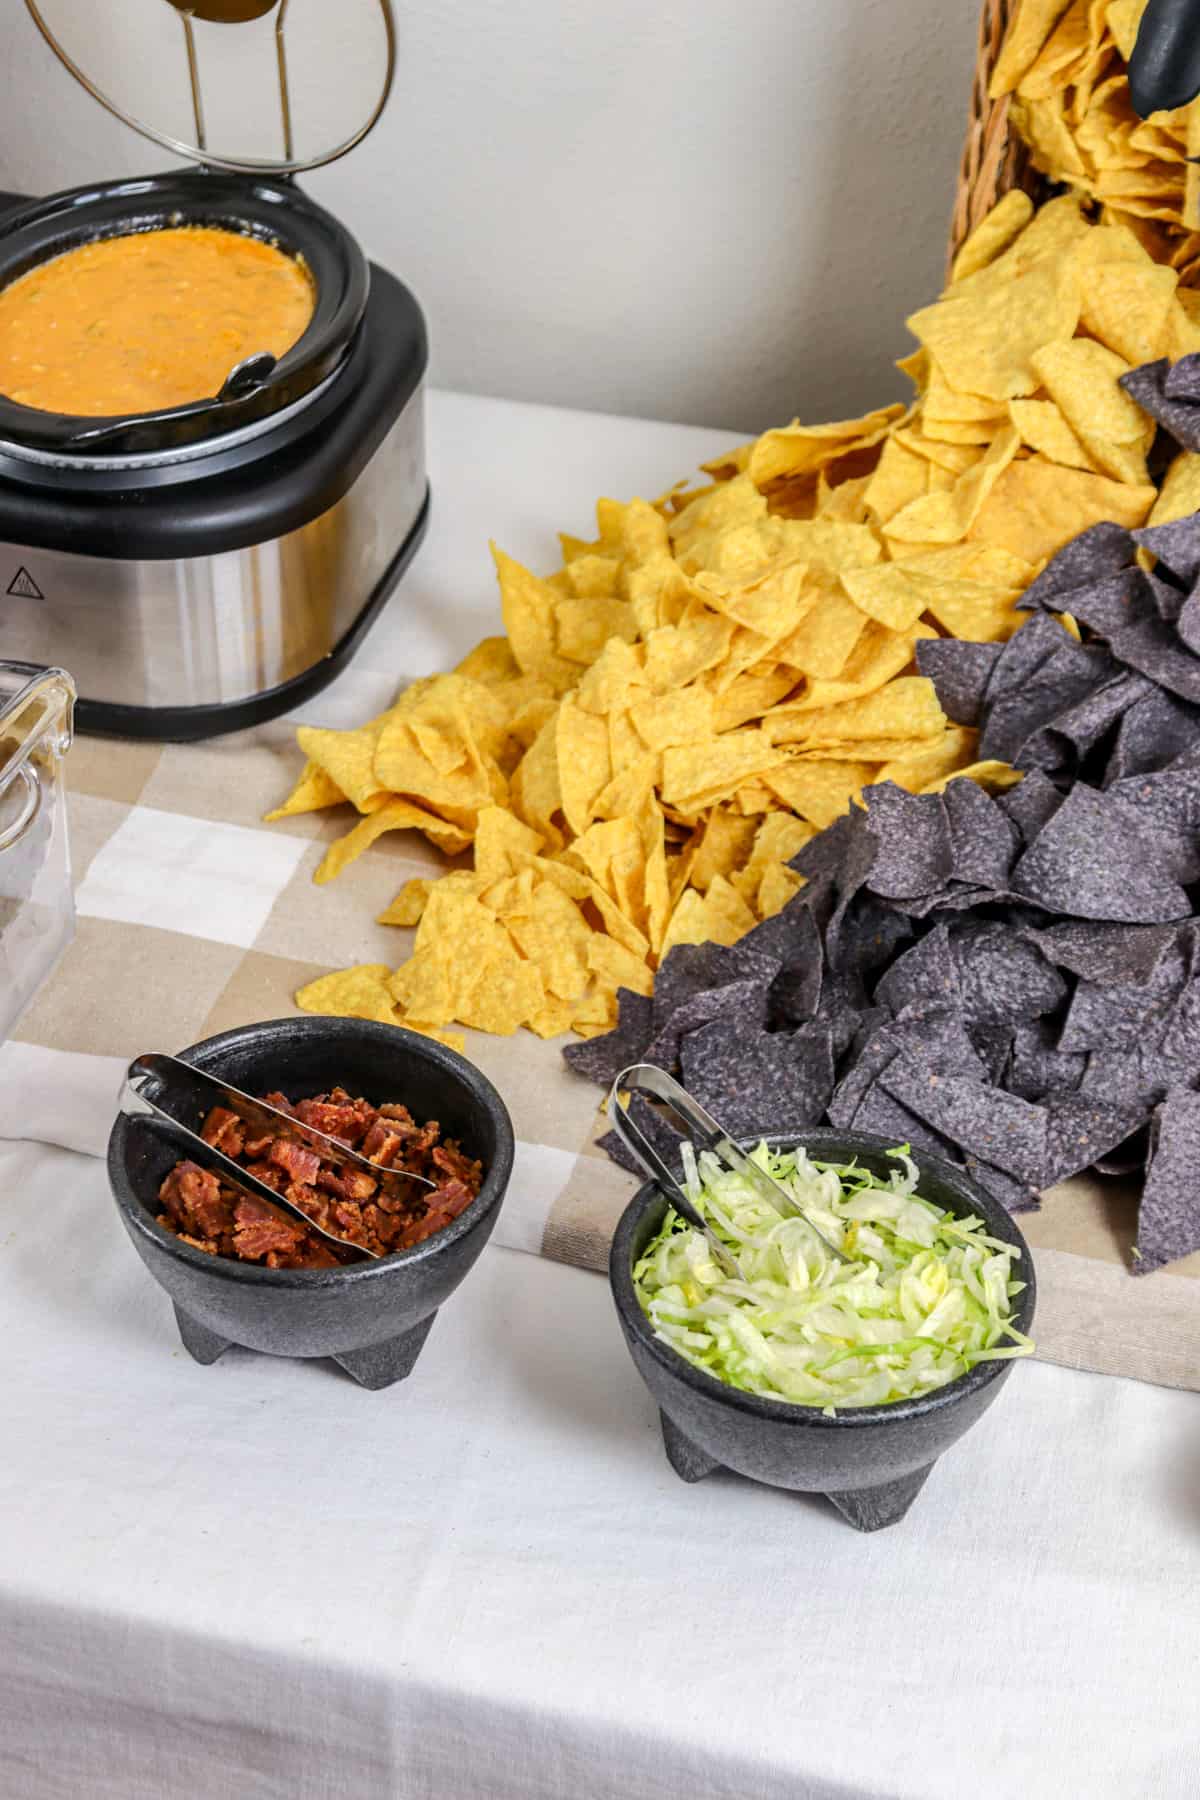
(6, 567), (44, 601)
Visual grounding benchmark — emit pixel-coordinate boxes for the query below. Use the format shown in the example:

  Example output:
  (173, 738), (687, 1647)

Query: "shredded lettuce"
(633, 1142), (1034, 1411)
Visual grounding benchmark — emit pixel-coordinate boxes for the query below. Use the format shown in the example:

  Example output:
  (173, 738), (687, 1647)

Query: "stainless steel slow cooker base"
(0, 384), (425, 736)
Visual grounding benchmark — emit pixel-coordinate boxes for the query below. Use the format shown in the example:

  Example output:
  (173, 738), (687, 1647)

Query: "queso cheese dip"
(0, 225), (315, 417)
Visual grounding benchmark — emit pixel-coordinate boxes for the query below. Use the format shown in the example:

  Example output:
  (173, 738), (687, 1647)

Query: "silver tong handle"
(608, 1064), (744, 1281)
(128, 1052), (433, 1197)
(120, 1057), (381, 1260)
(610, 1063), (848, 1266)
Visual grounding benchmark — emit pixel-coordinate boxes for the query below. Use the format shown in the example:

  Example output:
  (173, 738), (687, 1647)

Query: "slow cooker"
(0, 0), (428, 740)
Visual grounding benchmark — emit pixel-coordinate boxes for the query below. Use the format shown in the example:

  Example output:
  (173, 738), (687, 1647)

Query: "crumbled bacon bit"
(157, 1086), (486, 1269)
(268, 1136), (322, 1186)
(360, 1118), (405, 1166)
(201, 1106), (244, 1159)
(233, 1194), (306, 1263)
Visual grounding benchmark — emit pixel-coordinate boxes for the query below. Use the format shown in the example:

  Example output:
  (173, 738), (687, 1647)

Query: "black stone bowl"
(108, 1018), (514, 1389)
(610, 1130), (1036, 1530)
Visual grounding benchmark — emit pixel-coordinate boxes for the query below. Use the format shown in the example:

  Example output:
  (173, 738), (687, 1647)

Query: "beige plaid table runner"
(0, 710), (1193, 1394)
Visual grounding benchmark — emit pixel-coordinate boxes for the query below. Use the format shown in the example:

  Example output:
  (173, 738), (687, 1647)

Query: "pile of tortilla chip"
(570, 500), (1200, 1272)
(270, 183), (1200, 1046)
(991, 0), (1200, 268)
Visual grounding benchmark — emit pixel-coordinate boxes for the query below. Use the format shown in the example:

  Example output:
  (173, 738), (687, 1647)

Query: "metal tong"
(607, 1063), (849, 1278)
(120, 1053), (435, 1262)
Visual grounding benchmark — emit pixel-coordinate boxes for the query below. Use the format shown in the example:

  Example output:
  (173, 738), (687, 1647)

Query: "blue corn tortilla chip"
(873, 924), (960, 1017)
(1021, 567), (1153, 638)
(1017, 671), (1150, 774)
(1024, 920), (1174, 986)
(942, 777), (1021, 887)
(1133, 1088), (1200, 1273)
(998, 770), (1064, 845)
(1108, 613), (1200, 704)
(915, 639), (1002, 727)
(1177, 589), (1200, 656)
(826, 892), (912, 982)
(980, 625), (1115, 764)
(850, 1081), (959, 1161)
(879, 1060), (1050, 1187)
(1105, 757), (1200, 882)
(1041, 1093), (1152, 1185)
(642, 975), (769, 1073)
(1120, 356), (1200, 450)
(562, 988), (653, 1086)
(766, 904), (823, 1026)
(861, 785), (953, 900)
(961, 1155), (1041, 1215)
(1058, 935), (1190, 1053)
(1078, 1046), (1167, 1116)
(681, 1018), (836, 1137)
(1106, 686), (1200, 780)
(1010, 781), (1192, 923)
(650, 940), (740, 1038)
(949, 921), (1066, 1027)
(1144, 569), (1187, 624)
(1134, 512), (1200, 588)
(1018, 519), (1134, 604)
(1007, 1019), (1086, 1102)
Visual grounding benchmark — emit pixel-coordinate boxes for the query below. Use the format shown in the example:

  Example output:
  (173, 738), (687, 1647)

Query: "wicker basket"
(947, 0), (1049, 274)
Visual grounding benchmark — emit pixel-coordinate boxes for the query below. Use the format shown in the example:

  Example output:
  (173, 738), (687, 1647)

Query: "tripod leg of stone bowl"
(658, 1410), (722, 1482)
(331, 1311), (439, 1390)
(173, 1302), (233, 1365)
(823, 1462), (936, 1531)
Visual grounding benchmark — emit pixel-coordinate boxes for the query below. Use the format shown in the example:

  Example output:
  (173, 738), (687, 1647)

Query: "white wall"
(0, 0), (980, 434)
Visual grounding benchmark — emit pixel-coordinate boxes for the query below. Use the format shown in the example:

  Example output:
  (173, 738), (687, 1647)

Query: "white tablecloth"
(4, 391), (1200, 1799)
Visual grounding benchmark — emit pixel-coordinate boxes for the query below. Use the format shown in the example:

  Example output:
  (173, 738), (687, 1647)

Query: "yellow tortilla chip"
(502, 878), (593, 1003)
(755, 860), (805, 920)
(492, 545), (579, 692)
(555, 596), (639, 664)
(296, 965), (398, 1026)
(264, 759), (346, 821)
(586, 934), (653, 998)
(875, 726), (979, 791)
(779, 676), (946, 748)
(907, 253), (1081, 404)
(455, 635), (522, 686)
(295, 721), (387, 815)
(884, 426), (1021, 545)
(1148, 450), (1200, 526)
(1030, 339), (1150, 483)
(762, 760), (876, 830)
(378, 878), (434, 928)
(660, 729), (786, 813)
(774, 584), (869, 678)
(314, 799), (473, 885)
(862, 436), (931, 524)
(688, 809), (759, 891)
(840, 564), (930, 633)
(920, 761), (1025, 797)
(950, 190), (1037, 283)
(660, 874), (757, 960)
(969, 456), (1156, 563)
(1007, 397), (1099, 471)
(988, 0), (1076, 98)
(1078, 259), (1179, 365)
(554, 694), (611, 838)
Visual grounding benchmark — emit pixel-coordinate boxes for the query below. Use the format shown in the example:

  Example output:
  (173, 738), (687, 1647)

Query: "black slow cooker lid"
(0, 169), (369, 459)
